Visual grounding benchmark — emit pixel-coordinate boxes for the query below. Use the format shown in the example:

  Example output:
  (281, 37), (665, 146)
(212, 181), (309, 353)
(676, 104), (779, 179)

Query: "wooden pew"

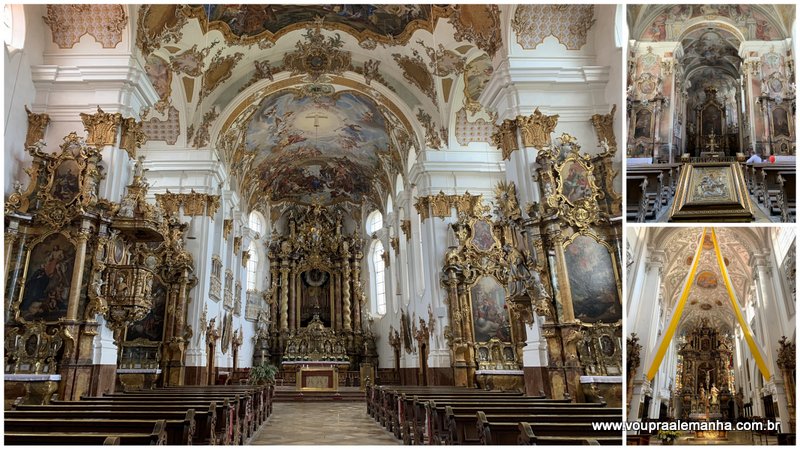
(777, 172), (796, 222)
(442, 403), (617, 445)
(86, 393), (247, 443)
(626, 176), (649, 223)
(751, 162), (795, 212)
(119, 386), (268, 439)
(6, 408), (210, 445)
(5, 416), (190, 445)
(43, 399), (229, 445)
(372, 386), (523, 439)
(476, 411), (622, 445)
(4, 419), (167, 445)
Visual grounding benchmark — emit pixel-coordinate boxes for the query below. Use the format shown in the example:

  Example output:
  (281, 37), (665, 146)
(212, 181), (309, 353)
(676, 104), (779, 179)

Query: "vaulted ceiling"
(628, 5), (793, 42)
(652, 227), (760, 335)
(134, 4), (503, 211)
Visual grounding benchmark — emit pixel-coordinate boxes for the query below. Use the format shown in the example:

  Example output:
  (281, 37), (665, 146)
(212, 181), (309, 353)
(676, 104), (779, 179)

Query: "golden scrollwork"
(4, 322), (64, 374)
(493, 181), (521, 222)
(414, 192), (487, 223)
(155, 190), (222, 218)
(590, 104), (617, 149)
(400, 220), (411, 241)
(491, 119), (519, 160)
(548, 134), (604, 229)
(233, 236), (242, 255)
(283, 25), (352, 82)
(25, 106), (50, 148)
(517, 109), (559, 148)
(29, 133), (104, 229)
(242, 250), (250, 268)
(223, 219), (233, 240)
(119, 117), (147, 159)
(390, 237), (399, 254)
(80, 106), (123, 147)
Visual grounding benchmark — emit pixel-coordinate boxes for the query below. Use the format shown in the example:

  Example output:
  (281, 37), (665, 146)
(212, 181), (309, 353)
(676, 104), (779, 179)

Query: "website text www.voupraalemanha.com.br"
(590, 420), (782, 433)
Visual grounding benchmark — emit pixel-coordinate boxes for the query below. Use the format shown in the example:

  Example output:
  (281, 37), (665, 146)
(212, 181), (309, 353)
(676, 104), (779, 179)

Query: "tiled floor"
(250, 401), (401, 445)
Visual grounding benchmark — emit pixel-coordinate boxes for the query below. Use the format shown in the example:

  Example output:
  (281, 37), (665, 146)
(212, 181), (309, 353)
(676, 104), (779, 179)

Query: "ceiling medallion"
(283, 24), (352, 83)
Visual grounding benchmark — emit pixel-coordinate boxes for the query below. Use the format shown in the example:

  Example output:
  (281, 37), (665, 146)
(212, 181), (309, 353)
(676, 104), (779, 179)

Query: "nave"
(4, 4), (624, 446)
(625, 5), (796, 223)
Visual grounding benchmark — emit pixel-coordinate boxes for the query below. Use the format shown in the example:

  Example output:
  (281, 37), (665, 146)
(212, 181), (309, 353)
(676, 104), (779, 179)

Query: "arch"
(4, 4), (25, 51)
(366, 209), (383, 235)
(248, 210), (265, 237)
(394, 174), (404, 197)
(386, 195), (393, 215)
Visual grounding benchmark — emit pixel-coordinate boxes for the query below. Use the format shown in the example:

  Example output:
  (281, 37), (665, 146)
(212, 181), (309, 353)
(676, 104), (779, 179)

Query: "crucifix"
(706, 133), (719, 152)
(305, 112), (328, 130)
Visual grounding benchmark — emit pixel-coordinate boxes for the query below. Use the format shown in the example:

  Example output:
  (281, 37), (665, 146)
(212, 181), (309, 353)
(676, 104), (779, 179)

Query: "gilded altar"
(677, 320), (734, 420)
(475, 122), (623, 401)
(261, 203), (377, 371)
(4, 110), (196, 400)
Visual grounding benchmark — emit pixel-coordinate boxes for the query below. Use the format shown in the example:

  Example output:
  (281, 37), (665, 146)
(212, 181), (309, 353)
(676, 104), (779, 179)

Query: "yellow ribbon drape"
(645, 227), (707, 380)
(710, 227), (772, 381)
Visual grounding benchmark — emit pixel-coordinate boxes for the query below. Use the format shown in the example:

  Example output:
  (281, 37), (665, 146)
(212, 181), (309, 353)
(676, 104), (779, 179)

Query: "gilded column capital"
(119, 117), (146, 159)
(491, 118), (519, 160)
(400, 220), (411, 240)
(516, 108), (559, 149)
(80, 106), (123, 147)
(24, 105), (50, 147)
(590, 104), (617, 149)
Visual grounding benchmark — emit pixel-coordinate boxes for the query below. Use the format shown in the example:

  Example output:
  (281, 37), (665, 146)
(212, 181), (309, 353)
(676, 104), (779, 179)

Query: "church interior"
(626, 227), (796, 445)
(4, 4), (628, 445)
(625, 5), (796, 223)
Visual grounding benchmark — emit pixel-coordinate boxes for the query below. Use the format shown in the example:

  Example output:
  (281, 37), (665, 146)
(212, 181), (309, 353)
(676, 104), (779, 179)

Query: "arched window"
(367, 210), (383, 235)
(373, 240), (386, 315)
(246, 243), (259, 291)
(248, 211), (264, 237)
(3, 4), (24, 50)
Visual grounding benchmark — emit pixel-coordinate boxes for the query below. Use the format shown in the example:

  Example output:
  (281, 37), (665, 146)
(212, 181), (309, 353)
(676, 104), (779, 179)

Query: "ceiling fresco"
(195, 4), (437, 45)
(654, 228), (756, 334)
(130, 4), (513, 211)
(245, 89), (391, 205)
(633, 4), (790, 42)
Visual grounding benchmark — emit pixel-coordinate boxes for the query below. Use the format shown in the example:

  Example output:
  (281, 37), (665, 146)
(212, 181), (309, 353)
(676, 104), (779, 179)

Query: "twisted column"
(280, 265), (289, 332)
(342, 260), (352, 331)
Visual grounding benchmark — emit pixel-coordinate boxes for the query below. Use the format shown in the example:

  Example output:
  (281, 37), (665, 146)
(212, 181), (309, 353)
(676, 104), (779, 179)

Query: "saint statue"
(710, 383), (719, 406)
(206, 318), (220, 347)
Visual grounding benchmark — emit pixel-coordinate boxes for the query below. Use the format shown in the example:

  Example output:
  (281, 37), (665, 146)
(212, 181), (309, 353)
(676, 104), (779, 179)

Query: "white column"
(628, 249), (665, 421)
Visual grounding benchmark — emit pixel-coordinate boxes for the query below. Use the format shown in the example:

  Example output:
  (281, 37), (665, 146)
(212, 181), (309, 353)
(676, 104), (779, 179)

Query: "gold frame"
(12, 231), (80, 326)
(562, 230), (623, 324)
(669, 161), (754, 222)
(468, 218), (501, 254)
(550, 138), (603, 229)
(466, 274), (515, 346)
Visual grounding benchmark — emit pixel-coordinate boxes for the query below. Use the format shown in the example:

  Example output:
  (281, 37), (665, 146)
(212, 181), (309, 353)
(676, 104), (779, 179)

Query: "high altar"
(677, 319), (734, 421)
(257, 204), (378, 388)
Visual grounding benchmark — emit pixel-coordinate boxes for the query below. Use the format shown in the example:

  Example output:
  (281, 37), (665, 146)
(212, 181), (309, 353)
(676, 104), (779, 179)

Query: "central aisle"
(251, 402), (401, 445)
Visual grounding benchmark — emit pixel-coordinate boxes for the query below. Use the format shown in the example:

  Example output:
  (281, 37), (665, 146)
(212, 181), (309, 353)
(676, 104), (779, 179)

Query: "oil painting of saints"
(19, 234), (76, 322)
(470, 277), (511, 343)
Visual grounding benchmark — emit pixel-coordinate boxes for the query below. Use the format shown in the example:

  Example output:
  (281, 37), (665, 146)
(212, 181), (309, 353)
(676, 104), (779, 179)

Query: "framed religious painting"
(669, 161), (753, 222)
(772, 106), (792, 138)
(563, 233), (621, 324)
(14, 233), (77, 323)
(633, 108), (653, 139)
(469, 276), (512, 343)
(469, 219), (499, 253)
